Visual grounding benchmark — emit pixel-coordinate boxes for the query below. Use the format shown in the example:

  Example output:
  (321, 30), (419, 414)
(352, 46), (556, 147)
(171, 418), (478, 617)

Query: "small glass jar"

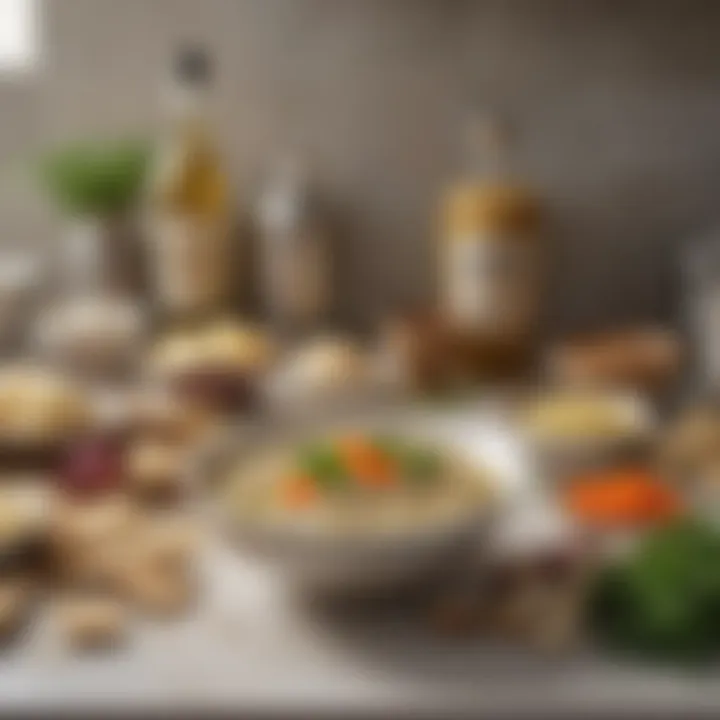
(34, 216), (146, 380)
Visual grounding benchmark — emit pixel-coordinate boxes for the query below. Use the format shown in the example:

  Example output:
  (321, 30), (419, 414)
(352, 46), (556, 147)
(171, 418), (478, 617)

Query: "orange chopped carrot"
(336, 436), (397, 489)
(281, 474), (319, 508)
(564, 468), (683, 527)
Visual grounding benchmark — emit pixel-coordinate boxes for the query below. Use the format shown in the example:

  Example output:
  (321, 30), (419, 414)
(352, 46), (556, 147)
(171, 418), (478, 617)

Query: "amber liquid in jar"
(439, 166), (543, 381)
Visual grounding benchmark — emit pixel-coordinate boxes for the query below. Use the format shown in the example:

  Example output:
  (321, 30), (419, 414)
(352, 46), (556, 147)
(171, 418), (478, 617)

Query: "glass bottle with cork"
(439, 113), (544, 382)
(146, 45), (232, 328)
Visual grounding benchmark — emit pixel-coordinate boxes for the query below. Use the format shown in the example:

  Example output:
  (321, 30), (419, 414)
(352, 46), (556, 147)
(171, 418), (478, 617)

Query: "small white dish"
(518, 390), (657, 482)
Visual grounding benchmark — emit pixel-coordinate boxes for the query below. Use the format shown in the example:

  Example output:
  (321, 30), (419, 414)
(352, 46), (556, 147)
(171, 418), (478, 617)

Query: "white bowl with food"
(264, 335), (401, 420)
(518, 389), (656, 481)
(0, 478), (52, 571)
(0, 366), (92, 467)
(203, 412), (495, 597)
(147, 319), (277, 414)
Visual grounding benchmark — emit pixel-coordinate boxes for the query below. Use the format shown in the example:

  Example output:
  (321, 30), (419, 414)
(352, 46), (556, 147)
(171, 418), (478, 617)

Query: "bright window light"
(0, 0), (35, 70)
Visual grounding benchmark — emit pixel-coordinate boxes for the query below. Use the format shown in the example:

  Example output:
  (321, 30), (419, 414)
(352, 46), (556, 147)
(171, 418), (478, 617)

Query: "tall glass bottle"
(254, 153), (329, 340)
(439, 113), (544, 380)
(146, 46), (231, 325)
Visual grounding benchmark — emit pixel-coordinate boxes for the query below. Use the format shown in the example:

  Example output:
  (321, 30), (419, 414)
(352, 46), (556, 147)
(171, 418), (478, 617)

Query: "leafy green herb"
(403, 447), (441, 484)
(297, 444), (347, 491)
(40, 138), (150, 216)
(371, 435), (441, 485)
(371, 435), (406, 461)
(590, 519), (720, 663)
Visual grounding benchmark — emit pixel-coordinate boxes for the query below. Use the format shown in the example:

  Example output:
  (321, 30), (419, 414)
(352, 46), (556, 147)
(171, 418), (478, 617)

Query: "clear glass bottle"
(146, 45), (231, 325)
(254, 154), (329, 338)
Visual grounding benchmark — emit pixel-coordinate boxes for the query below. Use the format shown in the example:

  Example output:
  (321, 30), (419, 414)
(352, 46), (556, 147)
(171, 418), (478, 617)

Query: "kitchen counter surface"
(0, 405), (717, 717)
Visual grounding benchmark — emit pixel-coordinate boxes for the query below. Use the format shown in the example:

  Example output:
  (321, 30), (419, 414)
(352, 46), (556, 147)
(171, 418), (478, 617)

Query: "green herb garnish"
(297, 444), (347, 491)
(372, 435), (441, 485)
(371, 435), (405, 461)
(590, 519), (720, 663)
(403, 447), (441, 484)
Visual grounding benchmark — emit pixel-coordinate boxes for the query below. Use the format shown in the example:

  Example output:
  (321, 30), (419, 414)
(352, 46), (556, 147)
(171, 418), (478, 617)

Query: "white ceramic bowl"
(518, 390), (657, 482)
(197, 408), (495, 598)
(230, 514), (486, 597)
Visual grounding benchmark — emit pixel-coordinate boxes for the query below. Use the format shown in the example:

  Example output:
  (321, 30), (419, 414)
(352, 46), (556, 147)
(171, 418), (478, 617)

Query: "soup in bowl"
(217, 427), (493, 596)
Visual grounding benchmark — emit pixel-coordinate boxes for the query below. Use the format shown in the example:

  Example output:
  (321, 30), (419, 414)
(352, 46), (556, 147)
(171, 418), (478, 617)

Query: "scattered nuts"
(128, 441), (185, 503)
(56, 595), (126, 650)
(124, 563), (194, 618)
(0, 579), (32, 639)
(136, 515), (197, 574)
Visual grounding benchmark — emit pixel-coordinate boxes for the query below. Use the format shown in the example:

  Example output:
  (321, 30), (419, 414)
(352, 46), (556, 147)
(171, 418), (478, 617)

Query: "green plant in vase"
(39, 138), (150, 292)
(40, 138), (149, 217)
(35, 138), (151, 376)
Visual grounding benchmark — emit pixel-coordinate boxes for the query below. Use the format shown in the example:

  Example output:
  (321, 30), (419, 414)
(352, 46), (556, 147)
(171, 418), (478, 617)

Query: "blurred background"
(1, 0), (720, 713)
(2, 0), (720, 333)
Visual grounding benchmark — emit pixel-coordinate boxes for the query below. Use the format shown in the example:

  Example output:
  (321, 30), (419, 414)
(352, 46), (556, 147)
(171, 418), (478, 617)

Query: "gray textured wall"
(7, 0), (720, 332)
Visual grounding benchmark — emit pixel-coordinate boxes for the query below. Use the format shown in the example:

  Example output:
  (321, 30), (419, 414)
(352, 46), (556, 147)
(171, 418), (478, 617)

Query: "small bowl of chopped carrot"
(561, 466), (685, 557)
